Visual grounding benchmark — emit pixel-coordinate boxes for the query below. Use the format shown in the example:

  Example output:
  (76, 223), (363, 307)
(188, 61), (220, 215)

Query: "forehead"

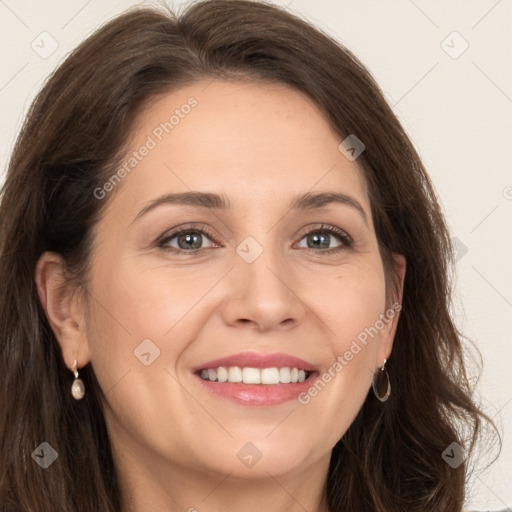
(105, 79), (370, 216)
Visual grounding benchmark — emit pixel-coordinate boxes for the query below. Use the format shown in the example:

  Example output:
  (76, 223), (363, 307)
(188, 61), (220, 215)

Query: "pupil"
(309, 233), (329, 249)
(179, 233), (202, 250)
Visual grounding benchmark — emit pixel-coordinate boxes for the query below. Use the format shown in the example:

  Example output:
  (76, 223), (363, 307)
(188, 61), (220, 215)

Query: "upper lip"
(193, 351), (317, 373)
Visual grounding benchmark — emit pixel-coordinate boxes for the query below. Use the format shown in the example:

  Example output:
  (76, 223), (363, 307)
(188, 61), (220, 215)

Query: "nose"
(220, 242), (307, 332)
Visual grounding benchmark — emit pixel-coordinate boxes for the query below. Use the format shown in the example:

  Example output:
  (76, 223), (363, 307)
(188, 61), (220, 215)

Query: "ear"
(378, 252), (406, 364)
(35, 251), (92, 371)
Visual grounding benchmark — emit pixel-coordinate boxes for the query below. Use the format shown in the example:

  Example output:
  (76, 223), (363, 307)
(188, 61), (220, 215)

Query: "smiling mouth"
(196, 366), (313, 384)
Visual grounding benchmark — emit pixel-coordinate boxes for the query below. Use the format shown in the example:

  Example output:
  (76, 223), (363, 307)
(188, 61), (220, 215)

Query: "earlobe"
(35, 251), (91, 369)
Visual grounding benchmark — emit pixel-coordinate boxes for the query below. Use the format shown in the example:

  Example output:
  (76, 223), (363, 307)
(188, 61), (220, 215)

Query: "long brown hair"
(0, 1), (500, 511)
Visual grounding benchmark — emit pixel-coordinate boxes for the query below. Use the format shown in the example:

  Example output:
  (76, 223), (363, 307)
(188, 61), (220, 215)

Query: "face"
(46, 80), (404, 488)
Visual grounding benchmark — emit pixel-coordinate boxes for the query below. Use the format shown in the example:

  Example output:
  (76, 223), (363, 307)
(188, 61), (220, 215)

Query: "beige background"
(0, 0), (510, 509)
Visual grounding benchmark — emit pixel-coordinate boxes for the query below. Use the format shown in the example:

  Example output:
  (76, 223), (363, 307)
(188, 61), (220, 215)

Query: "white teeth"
(198, 366), (310, 384)
(279, 367), (291, 383)
(228, 366), (242, 382)
(217, 367), (228, 382)
(261, 367), (279, 385)
(242, 367), (261, 384)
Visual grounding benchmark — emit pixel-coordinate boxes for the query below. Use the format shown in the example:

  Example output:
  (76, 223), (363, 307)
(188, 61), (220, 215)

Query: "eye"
(157, 224), (219, 255)
(156, 223), (353, 256)
(296, 224), (352, 253)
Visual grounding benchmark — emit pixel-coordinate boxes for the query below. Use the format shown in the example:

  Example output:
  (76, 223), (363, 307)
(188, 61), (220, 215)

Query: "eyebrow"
(130, 190), (368, 226)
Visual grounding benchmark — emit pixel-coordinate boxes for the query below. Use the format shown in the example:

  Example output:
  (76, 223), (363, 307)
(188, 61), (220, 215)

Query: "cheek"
(296, 259), (386, 428)
(91, 255), (217, 334)
(305, 257), (387, 350)
(82, 259), (201, 390)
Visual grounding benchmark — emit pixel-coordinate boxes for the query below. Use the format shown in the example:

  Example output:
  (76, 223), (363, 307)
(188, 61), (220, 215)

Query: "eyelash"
(156, 223), (353, 256)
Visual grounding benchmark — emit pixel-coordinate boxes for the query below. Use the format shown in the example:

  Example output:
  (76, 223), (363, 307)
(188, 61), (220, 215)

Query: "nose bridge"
(221, 231), (305, 330)
(236, 225), (291, 281)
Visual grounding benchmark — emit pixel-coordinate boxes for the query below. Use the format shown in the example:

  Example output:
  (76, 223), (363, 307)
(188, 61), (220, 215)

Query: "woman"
(0, 1), (501, 511)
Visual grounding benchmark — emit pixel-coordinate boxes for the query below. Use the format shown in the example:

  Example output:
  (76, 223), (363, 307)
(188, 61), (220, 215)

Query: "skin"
(36, 79), (405, 512)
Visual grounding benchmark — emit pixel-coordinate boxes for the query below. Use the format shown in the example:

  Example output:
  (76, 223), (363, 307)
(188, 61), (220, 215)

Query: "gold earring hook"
(71, 359), (79, 379)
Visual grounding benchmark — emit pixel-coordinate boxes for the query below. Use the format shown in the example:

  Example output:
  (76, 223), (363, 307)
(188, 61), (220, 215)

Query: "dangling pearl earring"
(71, 359), (85, 400)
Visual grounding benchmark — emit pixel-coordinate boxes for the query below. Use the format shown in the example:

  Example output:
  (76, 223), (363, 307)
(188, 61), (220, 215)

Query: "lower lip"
(194, 372), (318, 406)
